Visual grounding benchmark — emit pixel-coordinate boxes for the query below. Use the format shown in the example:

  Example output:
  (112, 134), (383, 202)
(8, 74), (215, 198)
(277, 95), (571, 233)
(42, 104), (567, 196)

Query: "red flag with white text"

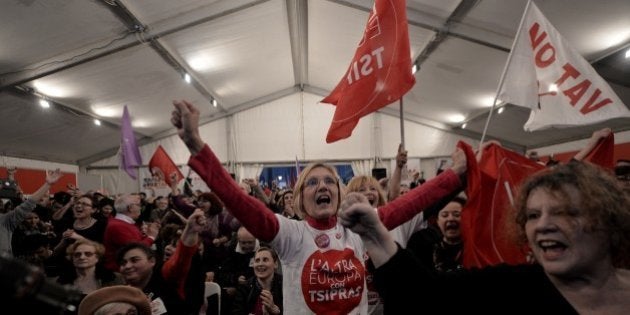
(498, 1), (630, 131)
(321, 0), (416, 143)
(149, 145), (183, 186)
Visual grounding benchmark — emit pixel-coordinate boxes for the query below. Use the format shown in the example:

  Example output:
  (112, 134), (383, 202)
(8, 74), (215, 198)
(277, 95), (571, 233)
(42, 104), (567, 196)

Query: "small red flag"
(582, 133), (615, 170)
(322, 0), (416, 143)
(149, 145), (183, 186)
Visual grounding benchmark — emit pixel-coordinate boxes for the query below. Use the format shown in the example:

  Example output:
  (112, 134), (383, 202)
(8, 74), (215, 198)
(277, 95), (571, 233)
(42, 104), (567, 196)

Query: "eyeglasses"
(73, 251), (96, 258)
(75, 202), (92, 207)
(304, 176), (338, 189)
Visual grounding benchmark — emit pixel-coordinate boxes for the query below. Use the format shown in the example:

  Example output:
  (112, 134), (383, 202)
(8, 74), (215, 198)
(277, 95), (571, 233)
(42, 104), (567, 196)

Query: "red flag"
(149, 145), (183, 186)
(582, 133), (615, 170)
(461, 143), (546, 268)
(321, 0), (416, 143)
(555, 132), (615, 170)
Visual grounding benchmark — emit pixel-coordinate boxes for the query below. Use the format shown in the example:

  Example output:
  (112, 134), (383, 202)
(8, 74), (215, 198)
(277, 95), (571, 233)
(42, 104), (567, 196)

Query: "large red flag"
(321, 0), (416, 143)
(149, 145), (183, 186)
(462, 143), (546, 268)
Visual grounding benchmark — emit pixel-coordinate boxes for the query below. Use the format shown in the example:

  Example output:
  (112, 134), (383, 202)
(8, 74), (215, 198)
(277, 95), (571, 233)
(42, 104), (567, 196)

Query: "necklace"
(74, 218), (95, 230)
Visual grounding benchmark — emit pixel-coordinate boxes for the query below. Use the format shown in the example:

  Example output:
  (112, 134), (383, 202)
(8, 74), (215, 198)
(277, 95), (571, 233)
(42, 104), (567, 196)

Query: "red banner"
(322, 0), (415, 143)
(149, 145), (183, 186)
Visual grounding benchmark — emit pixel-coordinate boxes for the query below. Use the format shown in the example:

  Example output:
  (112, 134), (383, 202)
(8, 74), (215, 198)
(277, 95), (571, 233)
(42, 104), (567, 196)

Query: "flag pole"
(399, 98), (405, 148)
(479, 0), (532, 149)
(117, 147), (122, 195)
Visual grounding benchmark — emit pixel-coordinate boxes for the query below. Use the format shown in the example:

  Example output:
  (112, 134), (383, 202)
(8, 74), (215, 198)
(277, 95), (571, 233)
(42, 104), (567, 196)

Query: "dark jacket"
(231, 274), (283, 315)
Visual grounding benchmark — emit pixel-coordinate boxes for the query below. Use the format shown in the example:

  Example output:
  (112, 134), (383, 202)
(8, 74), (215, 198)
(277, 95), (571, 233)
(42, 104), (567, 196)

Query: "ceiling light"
(212, 99), (218, 107)
(184, 73), (191, 84)
(481, 96), (503, 107)
(449, 114), (466, 123)
(625, 48), (630, 59)
(94, 119), (101, 126)
(461, 123), (467, 129)
(39, 99), (50, 108)
(498, 107), (505, 114)
(33, 81), (67, 97)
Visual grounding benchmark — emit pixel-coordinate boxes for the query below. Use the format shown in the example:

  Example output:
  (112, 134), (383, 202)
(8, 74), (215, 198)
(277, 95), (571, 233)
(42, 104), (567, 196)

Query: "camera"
(0, 253), (82, 314)
(0, 179), (18, 199)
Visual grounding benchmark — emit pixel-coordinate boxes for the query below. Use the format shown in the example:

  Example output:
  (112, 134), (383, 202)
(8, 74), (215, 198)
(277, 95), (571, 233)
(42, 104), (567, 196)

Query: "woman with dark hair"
(94, 197), (116, 220)
(196, 191), (240, 277)
(232, 247), (283, 315)
(276, 189), (299, 220)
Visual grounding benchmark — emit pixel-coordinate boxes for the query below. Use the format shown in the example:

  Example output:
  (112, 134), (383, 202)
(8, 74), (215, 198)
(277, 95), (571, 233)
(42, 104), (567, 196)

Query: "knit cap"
(78, 285), (151, 315)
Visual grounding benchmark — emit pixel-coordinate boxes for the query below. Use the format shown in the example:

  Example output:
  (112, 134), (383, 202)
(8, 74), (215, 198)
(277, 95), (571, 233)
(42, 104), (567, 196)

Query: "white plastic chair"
(201, 281), (221, 315)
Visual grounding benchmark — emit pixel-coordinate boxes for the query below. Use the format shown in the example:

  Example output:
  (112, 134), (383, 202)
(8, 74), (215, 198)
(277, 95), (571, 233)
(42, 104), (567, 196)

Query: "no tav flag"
(149, 145), (183, 186)
(498, 1), (630, 131)
(321, 0), (416, 143)
(120, 105), (142, 179)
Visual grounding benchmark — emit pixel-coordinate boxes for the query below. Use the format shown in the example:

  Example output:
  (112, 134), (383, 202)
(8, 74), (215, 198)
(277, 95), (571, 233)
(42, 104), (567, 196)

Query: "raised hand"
(450, 148), (467, 176)
(171, 100), (204, 155)
(180, 209), (206, 246)
(395, 143), (408, 168)
(339, 194), (397, 267)
(46, 168), (63, 185)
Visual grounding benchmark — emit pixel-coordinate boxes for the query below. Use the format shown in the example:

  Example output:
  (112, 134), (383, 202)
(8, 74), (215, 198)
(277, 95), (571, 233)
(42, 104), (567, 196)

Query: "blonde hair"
(346, 175), (387, 206)
(292, 162), (343, 219)
(66, 239), (105, 261)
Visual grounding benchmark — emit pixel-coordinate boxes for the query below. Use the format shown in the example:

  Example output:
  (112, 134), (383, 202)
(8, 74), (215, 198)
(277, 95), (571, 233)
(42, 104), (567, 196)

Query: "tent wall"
(86, 91), (481, 193)
(532, 130), (630, 158)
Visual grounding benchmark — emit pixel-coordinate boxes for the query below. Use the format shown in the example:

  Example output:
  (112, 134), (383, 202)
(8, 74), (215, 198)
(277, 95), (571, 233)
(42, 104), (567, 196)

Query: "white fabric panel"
(232, 94), (302, 162)
(0, 156), (77, 173)
(351, 160), (375, 177)
(236, 163), (264, 183)
(77, 173), (102, 193)
(90, 118), (228, 167)
(533, 129), (630, 156)
(302, 93), (375, 160)
(88, 168), (140, 195)
(379, 114), (479, 158)
(86, 118), (228, 194)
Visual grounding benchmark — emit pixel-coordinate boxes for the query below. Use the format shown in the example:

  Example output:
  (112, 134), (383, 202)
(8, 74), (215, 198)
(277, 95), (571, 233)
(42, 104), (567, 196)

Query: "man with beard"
(407, 195), (466, 272)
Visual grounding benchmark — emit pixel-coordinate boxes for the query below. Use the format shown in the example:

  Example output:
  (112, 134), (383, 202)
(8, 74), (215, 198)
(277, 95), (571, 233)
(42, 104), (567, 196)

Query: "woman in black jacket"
(232, 247), (283, 315)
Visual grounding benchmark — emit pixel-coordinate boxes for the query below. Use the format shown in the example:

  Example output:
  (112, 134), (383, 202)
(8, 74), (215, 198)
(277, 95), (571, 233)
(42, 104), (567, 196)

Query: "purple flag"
(120, 105), (142, 179)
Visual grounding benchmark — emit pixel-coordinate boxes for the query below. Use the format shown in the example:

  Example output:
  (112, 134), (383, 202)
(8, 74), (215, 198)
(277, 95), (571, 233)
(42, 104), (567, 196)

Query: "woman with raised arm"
(340, 161), (630, 314)
(170, 99), (467, 314)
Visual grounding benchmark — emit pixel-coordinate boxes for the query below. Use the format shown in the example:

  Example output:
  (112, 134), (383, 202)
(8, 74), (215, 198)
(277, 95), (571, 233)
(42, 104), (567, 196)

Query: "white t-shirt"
(271, 214), (369, 315)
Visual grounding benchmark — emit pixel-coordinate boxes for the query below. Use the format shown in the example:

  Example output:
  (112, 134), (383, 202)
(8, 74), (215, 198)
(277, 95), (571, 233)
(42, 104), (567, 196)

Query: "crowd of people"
(1, 99), (628, 314)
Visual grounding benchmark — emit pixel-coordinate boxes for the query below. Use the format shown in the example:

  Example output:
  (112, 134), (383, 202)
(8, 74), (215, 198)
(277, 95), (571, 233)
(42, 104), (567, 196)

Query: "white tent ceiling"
(1, 0), (629, 166)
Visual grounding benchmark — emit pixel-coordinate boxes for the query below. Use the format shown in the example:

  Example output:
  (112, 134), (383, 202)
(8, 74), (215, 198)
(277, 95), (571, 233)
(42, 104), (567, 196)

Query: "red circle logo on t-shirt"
(301, 248), (365, 314)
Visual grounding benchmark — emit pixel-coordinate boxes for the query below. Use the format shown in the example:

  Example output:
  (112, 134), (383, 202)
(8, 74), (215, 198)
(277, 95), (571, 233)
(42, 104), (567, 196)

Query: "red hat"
(78, 285), (151, 315)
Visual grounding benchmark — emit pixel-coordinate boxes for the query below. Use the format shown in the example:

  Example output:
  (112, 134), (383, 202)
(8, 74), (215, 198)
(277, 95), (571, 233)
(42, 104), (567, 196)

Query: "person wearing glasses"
(103, 194), (160, 271)
(57, 239), (123, 297)
(170, 100), (467, 314)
